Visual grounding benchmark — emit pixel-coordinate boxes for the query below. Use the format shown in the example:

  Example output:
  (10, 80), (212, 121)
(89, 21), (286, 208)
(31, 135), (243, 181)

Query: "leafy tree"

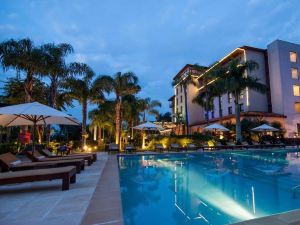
(209, 59), (267, 142)
(41, 42), (73, 109)
(95, 72), (141, 145)
(138, 97), (161, 122)
(0, 38), (45, 102)
(64, 63), (106, 147)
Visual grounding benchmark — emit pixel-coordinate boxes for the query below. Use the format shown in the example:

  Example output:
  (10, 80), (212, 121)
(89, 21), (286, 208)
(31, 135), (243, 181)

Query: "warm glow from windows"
(293, 85), (300, 96)
(290, 52), (297, 63)
(292, 68), (299, 79)
(295, 102), (300, 113)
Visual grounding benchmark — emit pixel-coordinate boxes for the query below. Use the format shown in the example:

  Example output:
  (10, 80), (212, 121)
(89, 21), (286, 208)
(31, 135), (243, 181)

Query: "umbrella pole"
(32, 119), (36, 154)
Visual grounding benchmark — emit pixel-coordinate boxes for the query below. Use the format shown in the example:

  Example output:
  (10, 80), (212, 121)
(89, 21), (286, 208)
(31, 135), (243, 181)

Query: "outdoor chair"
(0, 152), (84, 174)
(155, 144), (164, 152)
(170, 143), (181, 151)
(124, 144), (136, 153)
(26, 150), (93, 166)
(41, 149), (97, 162)
(108, 143), (119, 153)
(187, 143), (200, 151)
(0, 166), (76, 191)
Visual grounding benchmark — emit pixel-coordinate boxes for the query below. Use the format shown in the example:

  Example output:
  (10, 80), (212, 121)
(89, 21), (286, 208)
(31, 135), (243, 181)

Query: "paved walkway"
(0, 153), (108, 225)
(80, 155), (123, 225)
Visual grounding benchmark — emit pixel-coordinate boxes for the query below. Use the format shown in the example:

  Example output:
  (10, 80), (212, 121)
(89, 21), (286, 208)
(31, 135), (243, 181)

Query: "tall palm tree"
(0, 38), (44, 102)
(138, 97), (161, 122)
(65, 63), (106, 147)
(96, 72), (141, 145)
(211, 59), (267, 142)
(41, 42), (74, 108)
(193, 85), (215, 122)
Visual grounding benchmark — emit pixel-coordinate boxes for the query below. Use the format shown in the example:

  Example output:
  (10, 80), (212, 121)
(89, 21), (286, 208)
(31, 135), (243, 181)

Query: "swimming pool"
(118, 149), (300, 225)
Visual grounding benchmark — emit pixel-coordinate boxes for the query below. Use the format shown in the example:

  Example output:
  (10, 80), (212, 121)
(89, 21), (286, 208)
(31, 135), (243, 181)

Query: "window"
(295, 102), (300, 113)
(180, 85), (183, 93)
(176, 87), (178, 95)
(239, 103), (244, 112)
(211, 111), (215, 119)
(293, 85), (300, 96)
(290, 52), (297, 63)
(176, 98), (178, 105)
(228, 93), (233, 103)
(239, 91), (244, 99)
(292, 68), (299, 79)
(228, 106), (232, 115)
(180, 95), (183, 103)
(180, 106), (183, 113)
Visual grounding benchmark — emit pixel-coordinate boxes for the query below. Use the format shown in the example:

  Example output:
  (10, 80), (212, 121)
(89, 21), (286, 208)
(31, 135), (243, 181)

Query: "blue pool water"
(118, 149), (300, 225)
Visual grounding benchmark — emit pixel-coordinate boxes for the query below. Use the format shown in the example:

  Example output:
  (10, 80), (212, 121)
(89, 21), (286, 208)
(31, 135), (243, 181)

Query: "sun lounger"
(170, 143), (181, 151)
(124, 144), (136, 153)
(25, 150), (93, 166)
(187, 143), (202, 151)
(0, 166), (76, 191)
(108, 143), (119, 152)
(155, 144), (164, 152)
(41, 149), (97, 162)
(0, 153), (84, 173)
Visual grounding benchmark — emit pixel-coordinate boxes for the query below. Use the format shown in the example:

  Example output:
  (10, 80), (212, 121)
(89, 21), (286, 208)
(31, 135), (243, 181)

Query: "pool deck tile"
(80, 155), (124, 225)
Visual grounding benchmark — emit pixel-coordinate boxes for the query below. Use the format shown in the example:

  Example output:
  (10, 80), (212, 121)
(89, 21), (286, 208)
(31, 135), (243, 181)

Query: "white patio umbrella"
(204, 123), (230, 132)
(0, 102), (80, 151)
(251, 124), (279, 132)
(133, 122), (163, 149)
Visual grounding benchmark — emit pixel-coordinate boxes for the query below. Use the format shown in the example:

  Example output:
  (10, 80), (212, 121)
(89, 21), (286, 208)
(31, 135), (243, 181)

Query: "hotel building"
(169, 40), (300, 137)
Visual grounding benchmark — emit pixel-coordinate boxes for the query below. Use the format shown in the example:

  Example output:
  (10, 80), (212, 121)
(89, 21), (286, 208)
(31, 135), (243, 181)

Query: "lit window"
(293, 85), (300, 96)
(292, 68), (299, 79)
(228, 93), (233, 103)
(240, 91), (244, 99)
(295, 103), (300, 113)
(290, 52), (297, 63)
(228, 106), (232, 115)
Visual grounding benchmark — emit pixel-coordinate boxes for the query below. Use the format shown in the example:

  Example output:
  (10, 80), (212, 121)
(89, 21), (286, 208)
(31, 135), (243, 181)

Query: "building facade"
(169, 40), (300, 137)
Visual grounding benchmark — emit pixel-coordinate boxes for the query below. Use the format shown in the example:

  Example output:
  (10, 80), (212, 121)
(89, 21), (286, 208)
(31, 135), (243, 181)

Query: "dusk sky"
(1, 0), (300, 121)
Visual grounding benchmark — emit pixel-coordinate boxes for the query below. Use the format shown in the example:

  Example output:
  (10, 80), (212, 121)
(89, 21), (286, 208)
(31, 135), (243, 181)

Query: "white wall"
(268, 40), (300, 136)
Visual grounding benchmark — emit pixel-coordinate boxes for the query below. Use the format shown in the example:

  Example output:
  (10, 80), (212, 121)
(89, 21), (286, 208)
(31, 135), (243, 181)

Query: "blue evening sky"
(0, 0), (300, 122)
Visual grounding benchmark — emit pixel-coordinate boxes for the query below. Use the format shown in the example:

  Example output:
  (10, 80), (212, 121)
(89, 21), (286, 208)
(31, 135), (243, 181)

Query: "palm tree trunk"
(24, 70), (33, 103)
(82, 100), (87, 147)
(183, 85), (189, 135)
(97, 125), (102, 146)
(234, 93), (242, 143)
(115, 97), (121, 145)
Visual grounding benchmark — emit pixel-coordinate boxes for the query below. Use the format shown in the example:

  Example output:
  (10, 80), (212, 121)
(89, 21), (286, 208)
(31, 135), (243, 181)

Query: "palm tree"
(65, 63), (106, 147)
(123, 95), (143, 139)
(89, 107), (114, 146)
(138, 97), (161, 122)
(0, 38), (44, 102)
(193, 85), (215, 122)
(41, 42), (74, 109)
(211, 59), (267, 142)
(96, 72), (141, 145)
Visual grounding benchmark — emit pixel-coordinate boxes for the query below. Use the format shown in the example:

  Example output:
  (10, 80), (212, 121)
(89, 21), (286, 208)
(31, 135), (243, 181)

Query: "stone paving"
(0, 153), (108, 225)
